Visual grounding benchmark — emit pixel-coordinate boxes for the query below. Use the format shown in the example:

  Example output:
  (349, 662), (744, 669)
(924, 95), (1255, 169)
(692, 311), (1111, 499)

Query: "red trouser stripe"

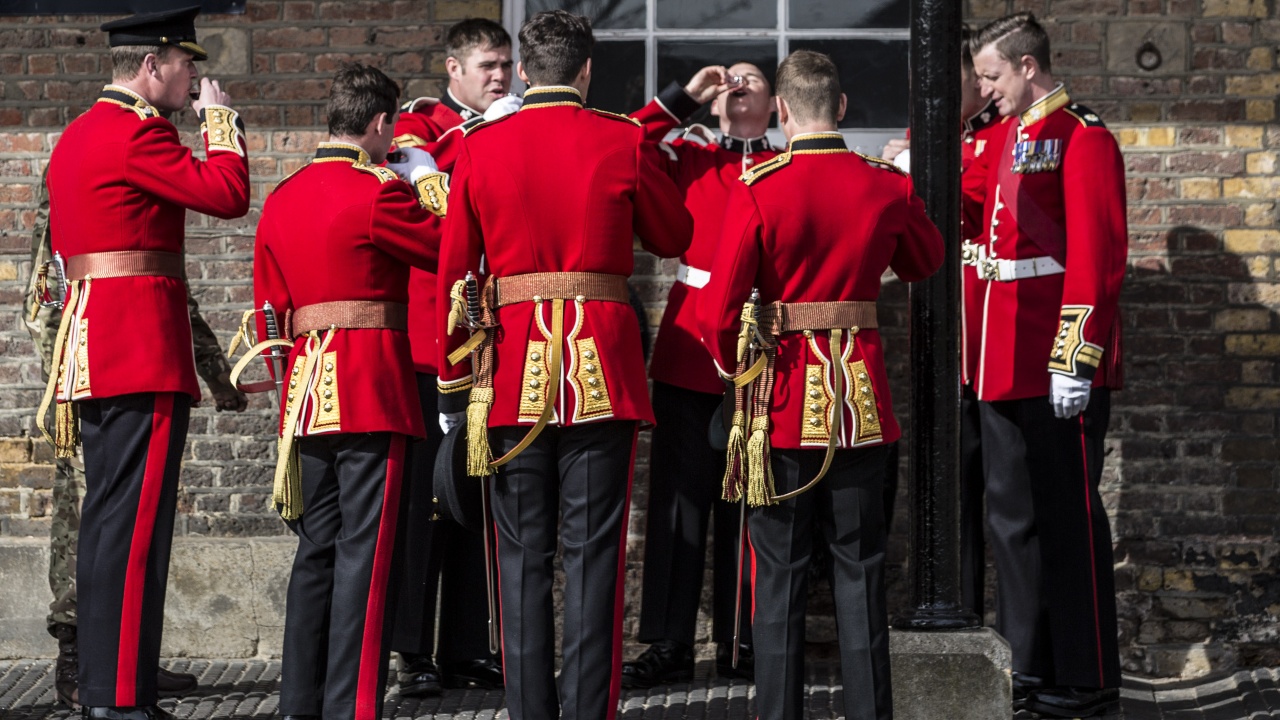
(116, 392), (174, 706)
(606, 427), (639, 719)
(1079, 415), (1105, 687)
(354, 434), (406, 720)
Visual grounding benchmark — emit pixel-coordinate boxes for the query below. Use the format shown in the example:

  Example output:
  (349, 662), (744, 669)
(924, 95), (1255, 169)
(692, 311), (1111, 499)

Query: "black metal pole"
(895, 0), (980, 630)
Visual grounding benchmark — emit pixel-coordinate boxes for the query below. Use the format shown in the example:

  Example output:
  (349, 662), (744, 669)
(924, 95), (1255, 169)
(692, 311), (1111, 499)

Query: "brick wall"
(0, 0), (1276, 677)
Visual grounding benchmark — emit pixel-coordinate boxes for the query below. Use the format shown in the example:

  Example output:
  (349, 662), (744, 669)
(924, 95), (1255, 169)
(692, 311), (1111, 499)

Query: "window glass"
(656, 0), (774, 29)
(788, 0), (908, 29)
(587, 41), (648, 115)
(527, 0), (645, 29)
(789, 38), (909, 128)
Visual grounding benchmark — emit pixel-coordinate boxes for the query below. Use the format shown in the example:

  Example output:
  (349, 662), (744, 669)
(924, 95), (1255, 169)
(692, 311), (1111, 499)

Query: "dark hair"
(971, 12), (1052, 73)
(110, 44), (170, 81)
(775, 49), (841, 125)
(327, 63), (400, 137)
(446, 18), (511, 61)
(518, 10), (594, 86)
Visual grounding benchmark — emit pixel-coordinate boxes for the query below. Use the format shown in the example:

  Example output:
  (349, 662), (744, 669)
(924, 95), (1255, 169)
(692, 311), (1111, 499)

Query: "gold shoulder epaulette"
(354, 164), (399, 183)
(1064, 103), (1107, 128)
(855, 151), (908, 175)
(740, 152), (792, 185)
(588, 108), (641, 126)
(272, 164), (308, 193)
(462, 113), (514, 137)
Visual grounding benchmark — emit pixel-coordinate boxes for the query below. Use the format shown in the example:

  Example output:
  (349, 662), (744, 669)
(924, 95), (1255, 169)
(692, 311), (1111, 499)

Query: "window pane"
(789, 0), (908, 29)
(789, 39), (908, 128)
(586, 41), (647, 115)
(657, 0), (774, 29)
(526, 0), (645, 30)
(657, 40), (777, 126)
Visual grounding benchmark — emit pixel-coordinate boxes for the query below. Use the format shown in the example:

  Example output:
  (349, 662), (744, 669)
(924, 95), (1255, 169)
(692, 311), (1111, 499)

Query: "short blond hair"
(110, 44), (172, 81)
(775, 50), (841, 125)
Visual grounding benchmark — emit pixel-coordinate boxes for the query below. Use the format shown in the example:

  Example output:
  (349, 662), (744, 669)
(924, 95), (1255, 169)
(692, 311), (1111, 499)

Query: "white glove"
(386, 146), (440, 183)
(892, 147), (911, 173)
(483, 94), (523, 121)
(439, 411), (466, 434)
(1050, 373), (1091, 419)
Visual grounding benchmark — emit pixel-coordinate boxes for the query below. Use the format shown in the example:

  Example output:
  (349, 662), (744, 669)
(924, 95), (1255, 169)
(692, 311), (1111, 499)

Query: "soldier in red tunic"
(697, 50), (943, 720)
(386, 18), (515, 697)
(621, 63), (778, 688)
(966, 13), (1127, 718)
(436, 12), (692, 720)
(252, 64), (443, 720)
(39, 8), (249, 720)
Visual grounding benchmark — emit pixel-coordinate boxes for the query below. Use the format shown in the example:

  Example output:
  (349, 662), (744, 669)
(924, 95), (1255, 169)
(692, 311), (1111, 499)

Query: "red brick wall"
(0, 0), (1276, 677)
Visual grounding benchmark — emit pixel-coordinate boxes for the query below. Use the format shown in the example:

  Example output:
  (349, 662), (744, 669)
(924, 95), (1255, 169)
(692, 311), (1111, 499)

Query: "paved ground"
(2, 659), (1278, 718)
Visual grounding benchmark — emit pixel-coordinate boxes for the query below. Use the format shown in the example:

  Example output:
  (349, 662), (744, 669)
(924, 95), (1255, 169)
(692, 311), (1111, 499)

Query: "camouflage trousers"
(47, 451), (85, 631)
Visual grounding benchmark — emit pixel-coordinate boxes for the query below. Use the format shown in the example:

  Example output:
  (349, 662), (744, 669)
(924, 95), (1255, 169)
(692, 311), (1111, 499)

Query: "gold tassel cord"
(36, 280), (82, 457)
(446, 279), (466, 336)
(226, 309), (257, 359)
(721, 410), (747, 502)
(466, 386), (495, 477)
(745, 414), (775, 507)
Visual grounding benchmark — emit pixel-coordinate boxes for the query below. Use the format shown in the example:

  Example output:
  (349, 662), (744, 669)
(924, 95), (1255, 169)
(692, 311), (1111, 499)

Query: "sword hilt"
(464, 270), (482, 329)
(262, 301), (285, 402)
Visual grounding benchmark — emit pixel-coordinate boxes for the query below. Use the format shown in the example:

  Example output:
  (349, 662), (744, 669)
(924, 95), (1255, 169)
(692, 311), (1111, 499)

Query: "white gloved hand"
(1050, 373), (1091, 419)
(483, 94), (524, 121)
(892, 147), (911, 173)
(386, 146), (440, 183)
(439, 411), (466, 434)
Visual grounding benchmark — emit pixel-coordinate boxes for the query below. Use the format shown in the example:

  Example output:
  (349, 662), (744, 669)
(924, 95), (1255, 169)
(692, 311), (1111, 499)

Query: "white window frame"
(502, 0), (909, 151)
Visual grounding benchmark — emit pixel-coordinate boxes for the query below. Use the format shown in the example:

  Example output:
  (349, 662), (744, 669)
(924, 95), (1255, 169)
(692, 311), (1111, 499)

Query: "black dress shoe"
(1011, 672), (1046, 712)
(83, 706), (172, 720)
(278, 716), (319, 720)
(441, 657), (504, 689)
(398, 654), (443, 697)
(620, 640), (694, 689)
(1026, 686), (1120, 718)
(156, 667), (198, 696)
(715, 642), (754, 681)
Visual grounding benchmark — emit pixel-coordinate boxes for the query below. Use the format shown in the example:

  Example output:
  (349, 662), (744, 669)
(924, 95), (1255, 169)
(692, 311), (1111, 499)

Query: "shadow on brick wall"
(1111, 224), (1280, 677)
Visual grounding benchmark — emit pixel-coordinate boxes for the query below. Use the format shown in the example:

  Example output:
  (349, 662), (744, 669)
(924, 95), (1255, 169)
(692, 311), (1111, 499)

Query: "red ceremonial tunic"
(630, 85), (780, 395)
(389, 92), (478, 375)
(697, 132), (944, 450)
(46, 85), (250, 401)
(960, 111), (1010, 386)
(961, 86), (1128, 401)
(437, 86), (693, 427)
(254, 142), (439, 438)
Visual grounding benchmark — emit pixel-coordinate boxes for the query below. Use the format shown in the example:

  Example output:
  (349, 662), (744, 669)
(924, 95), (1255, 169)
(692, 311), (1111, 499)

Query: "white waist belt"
(676, 263), (711, 288)
(980, 251), (1065, 282)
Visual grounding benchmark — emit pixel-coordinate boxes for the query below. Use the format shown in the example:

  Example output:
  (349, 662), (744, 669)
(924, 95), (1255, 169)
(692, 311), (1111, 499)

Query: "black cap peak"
(101, 5), (208, 61)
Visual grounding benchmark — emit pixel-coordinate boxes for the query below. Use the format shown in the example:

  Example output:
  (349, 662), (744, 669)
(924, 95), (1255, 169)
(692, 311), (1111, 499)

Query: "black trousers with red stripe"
(280, 432), (407, 720)
(78, 392), (190, 708)
(637, 382), (751, 648)
(391, 373), (493, 664)
(489, 421), (637, 720)
(980, 390), (1121, 689)
(749, 443), (893, 720)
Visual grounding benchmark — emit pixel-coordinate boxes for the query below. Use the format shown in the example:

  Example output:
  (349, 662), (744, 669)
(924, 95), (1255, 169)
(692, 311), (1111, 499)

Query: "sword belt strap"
(758, 300), (878, 335)
(291, 300), (408, 338)
(491, 272), (630, 308)
(65, 250), (184, 280)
